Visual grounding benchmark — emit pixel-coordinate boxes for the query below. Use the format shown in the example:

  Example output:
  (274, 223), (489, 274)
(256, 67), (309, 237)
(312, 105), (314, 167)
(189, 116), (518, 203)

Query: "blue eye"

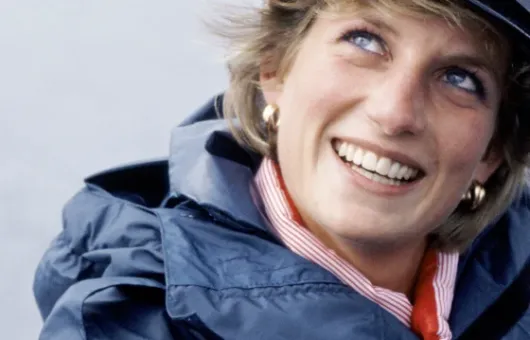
(443, 68), (486, 98)
(342, 30), (385, 55)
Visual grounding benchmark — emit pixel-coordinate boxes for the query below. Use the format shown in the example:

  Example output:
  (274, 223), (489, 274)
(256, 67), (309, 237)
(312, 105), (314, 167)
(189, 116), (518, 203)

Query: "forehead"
(318, 0), (510, 74)
(322, 0), (472, 20)
(321, 0), (494, 39)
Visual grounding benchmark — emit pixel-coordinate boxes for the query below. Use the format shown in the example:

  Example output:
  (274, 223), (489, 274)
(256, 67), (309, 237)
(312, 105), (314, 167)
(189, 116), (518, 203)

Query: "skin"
(261, 9), (505, 296)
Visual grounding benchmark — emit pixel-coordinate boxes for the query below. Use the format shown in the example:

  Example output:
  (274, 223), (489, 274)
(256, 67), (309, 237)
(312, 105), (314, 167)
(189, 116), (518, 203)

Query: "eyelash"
(339, 26), (386, 55)
(445, 67), (487, 100)
(338, 27), (488, 101)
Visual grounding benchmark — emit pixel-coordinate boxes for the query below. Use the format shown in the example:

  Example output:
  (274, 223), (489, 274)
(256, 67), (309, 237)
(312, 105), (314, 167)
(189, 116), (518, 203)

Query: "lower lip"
(331, 146), (421, 196)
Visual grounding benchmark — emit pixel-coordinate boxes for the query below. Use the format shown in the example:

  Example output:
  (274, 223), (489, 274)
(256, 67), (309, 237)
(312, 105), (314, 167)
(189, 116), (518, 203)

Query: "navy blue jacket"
(34, 96), (530, 339)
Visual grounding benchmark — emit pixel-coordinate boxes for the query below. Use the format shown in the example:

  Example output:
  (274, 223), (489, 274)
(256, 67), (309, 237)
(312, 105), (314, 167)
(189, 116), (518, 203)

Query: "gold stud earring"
(262, 104), (280, 131)
(461, 180), (486, 211)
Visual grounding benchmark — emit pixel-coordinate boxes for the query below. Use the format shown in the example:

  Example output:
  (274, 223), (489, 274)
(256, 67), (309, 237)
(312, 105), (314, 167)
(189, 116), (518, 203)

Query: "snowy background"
(0, 0), (248, 338)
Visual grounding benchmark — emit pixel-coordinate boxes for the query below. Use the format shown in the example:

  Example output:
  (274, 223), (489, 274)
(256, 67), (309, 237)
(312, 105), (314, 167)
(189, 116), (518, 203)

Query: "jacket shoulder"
(85, 159), (170, 207)
(33, 165), (166, 320)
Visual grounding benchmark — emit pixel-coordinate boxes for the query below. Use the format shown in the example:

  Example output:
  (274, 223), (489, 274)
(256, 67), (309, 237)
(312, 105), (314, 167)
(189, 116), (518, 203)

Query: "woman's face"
(261, 9), (505, 247)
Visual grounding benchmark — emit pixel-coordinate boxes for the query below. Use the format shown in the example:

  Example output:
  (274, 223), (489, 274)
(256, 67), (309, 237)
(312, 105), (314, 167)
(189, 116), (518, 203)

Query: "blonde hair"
(212, 0), (530, 252)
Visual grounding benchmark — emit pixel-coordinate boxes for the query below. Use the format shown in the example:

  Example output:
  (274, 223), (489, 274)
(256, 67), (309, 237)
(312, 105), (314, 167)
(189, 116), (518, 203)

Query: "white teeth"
(387, 162), (401, 179)
(404, 168), (414, 180)
(352, 165), (373, 180)
(375, 157), (392, 176)
(333, 140), (422, 183)
(373, 174), (384, 184)
(353, 148), (364, 166)
(352, 164), (403, 186)
(346, 144), (356, 162)
(402, 168), (410, 180)
(362, 152), (378, 172)
(338, 142), (348, 157)
(373, 175), (389, 185)
(396, 165), (409, 180)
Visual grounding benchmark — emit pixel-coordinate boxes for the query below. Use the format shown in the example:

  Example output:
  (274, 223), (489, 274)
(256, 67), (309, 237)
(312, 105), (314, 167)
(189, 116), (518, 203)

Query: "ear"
(473, 145), (504, 184)
(260, 58), (283, 105)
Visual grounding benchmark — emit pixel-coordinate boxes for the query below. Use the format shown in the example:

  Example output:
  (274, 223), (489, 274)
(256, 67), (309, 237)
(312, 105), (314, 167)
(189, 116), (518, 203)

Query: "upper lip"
(333, 137), (426, 173)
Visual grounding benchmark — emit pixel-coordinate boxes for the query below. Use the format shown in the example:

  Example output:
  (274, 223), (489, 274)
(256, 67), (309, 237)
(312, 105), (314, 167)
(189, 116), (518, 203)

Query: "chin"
(319, 206), (424, 246)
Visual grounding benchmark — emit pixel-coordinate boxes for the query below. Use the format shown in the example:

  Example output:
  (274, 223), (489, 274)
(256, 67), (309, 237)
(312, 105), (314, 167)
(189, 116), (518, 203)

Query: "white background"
(0, 1), (249, 338)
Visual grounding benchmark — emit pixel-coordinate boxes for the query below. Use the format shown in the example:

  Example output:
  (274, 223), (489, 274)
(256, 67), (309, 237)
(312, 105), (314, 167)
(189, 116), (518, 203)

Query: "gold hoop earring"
(262, 104), (280, 131)
(461, 180), (486, 211)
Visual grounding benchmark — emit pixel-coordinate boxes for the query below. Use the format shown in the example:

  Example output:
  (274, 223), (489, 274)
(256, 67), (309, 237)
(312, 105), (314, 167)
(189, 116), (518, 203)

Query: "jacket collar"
(450, 188), (530, 337)
(168, 119), (267, 231)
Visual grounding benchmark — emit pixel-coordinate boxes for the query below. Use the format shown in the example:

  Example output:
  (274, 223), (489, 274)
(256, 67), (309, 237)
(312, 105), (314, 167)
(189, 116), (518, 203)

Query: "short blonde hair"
(213, 0), (530, 252)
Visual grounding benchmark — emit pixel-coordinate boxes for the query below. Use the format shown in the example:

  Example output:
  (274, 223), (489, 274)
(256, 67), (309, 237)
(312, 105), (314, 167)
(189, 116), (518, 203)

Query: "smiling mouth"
(332, 139), (425, 186)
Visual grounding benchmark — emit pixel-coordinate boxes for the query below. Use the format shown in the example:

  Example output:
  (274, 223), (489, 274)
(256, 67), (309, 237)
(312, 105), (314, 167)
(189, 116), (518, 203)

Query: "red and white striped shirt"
(254, 157), (459, 340)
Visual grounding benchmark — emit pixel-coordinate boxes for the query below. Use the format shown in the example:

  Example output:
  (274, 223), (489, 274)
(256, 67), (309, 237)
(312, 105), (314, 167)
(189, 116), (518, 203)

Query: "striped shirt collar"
(254, 157), (459, 340)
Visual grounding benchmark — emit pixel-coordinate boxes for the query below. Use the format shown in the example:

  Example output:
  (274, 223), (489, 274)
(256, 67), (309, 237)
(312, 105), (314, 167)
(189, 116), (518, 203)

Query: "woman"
(34, 0), (530, 339)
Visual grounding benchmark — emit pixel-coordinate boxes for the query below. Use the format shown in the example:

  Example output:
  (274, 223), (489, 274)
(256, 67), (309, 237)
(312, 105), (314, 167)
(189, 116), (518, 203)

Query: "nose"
(364, 69), (426, 136)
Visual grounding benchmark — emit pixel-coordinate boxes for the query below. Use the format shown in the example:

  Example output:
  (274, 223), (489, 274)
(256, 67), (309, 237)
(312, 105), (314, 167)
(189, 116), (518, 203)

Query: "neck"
(307, 223), (427, 298)
(269, 160), (427, 297)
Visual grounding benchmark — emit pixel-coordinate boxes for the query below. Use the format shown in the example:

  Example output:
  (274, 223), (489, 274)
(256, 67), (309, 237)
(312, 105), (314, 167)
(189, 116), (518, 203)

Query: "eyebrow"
(362, 16), (400, 38)
(331, 10), (400, 37)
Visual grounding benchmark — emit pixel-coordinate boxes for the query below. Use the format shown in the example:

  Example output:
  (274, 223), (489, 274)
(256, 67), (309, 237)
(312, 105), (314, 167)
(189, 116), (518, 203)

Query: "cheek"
(279, 53), (360, 117)
(435, 112), (494, 171)
(275, 75), (331, 154)
(275, 59), (350, 199)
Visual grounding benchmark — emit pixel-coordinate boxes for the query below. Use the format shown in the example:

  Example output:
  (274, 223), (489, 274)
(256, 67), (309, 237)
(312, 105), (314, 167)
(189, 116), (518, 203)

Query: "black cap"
(466, 0), (530, 41)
